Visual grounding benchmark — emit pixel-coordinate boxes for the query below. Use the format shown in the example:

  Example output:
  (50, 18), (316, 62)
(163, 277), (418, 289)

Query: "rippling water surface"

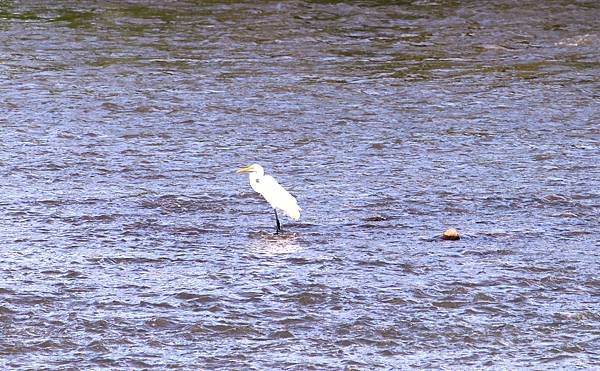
(1, 1), (599, 369)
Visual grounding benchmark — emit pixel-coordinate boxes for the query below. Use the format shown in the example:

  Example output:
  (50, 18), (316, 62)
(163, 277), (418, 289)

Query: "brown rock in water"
(442, 228), (460, 241)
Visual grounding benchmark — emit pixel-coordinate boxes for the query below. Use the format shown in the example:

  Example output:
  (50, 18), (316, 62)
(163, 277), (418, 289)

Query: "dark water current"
(1, 1), (599, 369)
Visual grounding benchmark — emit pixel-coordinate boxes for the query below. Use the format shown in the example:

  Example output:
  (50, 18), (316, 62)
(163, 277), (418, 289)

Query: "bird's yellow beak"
(236, 165), (254, 173)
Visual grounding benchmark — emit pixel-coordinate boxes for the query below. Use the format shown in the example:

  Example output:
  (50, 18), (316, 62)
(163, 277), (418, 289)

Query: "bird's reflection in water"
(248, 231), (302, 256)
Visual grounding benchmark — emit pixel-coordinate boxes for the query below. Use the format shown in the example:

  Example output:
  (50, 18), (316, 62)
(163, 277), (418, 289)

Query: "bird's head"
(236, 164), (264, 175)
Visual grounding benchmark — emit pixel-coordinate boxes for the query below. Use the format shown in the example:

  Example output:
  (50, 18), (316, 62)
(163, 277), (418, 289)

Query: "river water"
(1, 1), (599, 369)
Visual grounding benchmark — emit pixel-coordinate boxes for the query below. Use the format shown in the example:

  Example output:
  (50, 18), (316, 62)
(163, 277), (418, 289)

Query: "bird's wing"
(258, 175), (301, 220)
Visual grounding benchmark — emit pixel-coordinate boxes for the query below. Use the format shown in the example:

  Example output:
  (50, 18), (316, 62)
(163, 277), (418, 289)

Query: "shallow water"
(1, 1), (599, 369)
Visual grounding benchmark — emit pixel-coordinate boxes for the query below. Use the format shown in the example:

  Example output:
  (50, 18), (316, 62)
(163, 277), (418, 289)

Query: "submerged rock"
(442, 228), (460, 241)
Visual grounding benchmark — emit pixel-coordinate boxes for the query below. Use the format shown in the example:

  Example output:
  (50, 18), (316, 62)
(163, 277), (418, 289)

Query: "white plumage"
(237, 164), (301, 233)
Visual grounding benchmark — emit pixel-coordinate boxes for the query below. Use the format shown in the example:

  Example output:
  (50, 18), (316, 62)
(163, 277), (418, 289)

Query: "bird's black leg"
(274, 209), (281, 234)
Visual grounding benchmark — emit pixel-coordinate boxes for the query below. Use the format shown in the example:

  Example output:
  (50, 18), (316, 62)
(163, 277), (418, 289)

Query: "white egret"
(236, 164), (301, 233)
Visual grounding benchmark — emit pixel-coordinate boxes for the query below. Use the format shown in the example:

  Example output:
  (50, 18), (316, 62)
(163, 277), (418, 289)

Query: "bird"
(236, 164), (301, 234)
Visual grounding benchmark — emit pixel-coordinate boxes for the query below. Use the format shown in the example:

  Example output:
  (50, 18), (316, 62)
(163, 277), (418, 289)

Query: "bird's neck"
(249, 172), (261, 182)
(249, 172), (262, 191)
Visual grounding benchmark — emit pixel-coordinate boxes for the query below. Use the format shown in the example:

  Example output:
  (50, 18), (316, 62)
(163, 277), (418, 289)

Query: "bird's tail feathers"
(289, 208), (301, 221)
